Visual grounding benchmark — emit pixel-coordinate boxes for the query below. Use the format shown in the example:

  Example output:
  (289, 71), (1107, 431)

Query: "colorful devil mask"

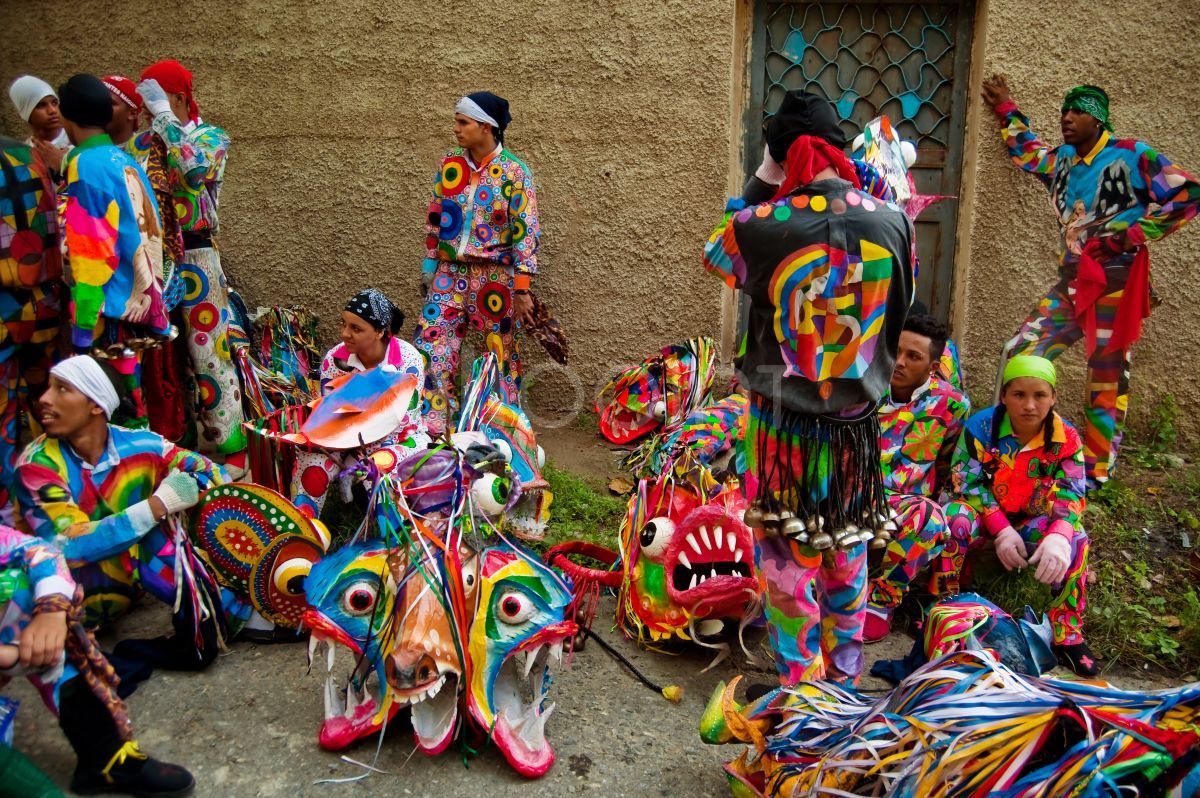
(595, 337), (717, 445)
(303, 471), (576, 778)
(549, 469), (757, 650)
(385, 537), (479, 757)
(302, 541), (400, 751)
(466, 544), (576, 778)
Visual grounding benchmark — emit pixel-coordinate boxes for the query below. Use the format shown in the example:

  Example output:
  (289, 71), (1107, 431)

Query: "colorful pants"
(91, 320), (154, 430)
(941, 500), (1089, 645)
(1001, 278), (1134, 485)
(867, 492), (947, 610)
(0, 283), (60, 524)
(755, 534), (868, 685)
(414, 262), (522, 436)
(179, 246), (246, 455)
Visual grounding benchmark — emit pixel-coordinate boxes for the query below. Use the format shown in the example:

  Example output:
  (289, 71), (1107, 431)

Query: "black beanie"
(58, 74), (113, 128)
(766, 90), (847, 163)
(466, 91), (512, 142)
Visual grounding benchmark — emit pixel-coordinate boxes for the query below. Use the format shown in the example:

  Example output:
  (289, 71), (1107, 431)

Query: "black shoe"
(744, 682), (777, 702)
(236, 624), (309, 645)
(71, 742), (195, 797)
(1055, 641), (1101, 677)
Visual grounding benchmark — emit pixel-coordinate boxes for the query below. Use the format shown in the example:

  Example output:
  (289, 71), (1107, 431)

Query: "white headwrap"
(455, 95), (499, 129)
(9, 75), (57, 122)
(50, 356), (120, 419)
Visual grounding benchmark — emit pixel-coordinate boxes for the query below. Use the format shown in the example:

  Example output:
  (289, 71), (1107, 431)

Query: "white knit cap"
(9, 75), (57, 122)
(50, 355), (120, 419)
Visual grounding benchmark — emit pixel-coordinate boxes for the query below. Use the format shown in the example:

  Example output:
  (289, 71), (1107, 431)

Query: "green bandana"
(1062, 85), (1113, 132)
(1003, 355), (1057, 388)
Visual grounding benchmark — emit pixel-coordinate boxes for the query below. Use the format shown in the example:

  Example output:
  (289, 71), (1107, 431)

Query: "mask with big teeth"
(595, 337), (717, 445)
(466, 544), (577, 778)
(385, 540), (480, 756)
(302, 542), (400, 751)
(619, 476), (757, 643)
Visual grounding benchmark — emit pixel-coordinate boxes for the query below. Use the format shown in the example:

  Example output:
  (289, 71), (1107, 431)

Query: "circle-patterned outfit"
(415, 261), (523, 435)
(415, 145), (540, 436)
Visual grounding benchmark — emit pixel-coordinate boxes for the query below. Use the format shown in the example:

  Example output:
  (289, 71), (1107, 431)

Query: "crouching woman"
(940, 355), (1097, 676)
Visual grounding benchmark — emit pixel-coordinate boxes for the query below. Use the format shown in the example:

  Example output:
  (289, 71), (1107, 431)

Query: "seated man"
(865, 314), (970, 641)
(0, 525), (193, 796)
(15, 355), (233, 671)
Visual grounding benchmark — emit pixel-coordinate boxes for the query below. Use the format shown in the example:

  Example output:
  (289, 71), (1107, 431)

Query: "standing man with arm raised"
(981, 76), (1200, 490)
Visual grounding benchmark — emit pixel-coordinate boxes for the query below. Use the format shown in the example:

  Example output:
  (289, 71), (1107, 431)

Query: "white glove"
(753, 144), (786, 186)
(153, 471), (201, 516)
(993, 526), (1029, 571)
(1028, 532), (1071, 586)
(137, 79), (173, 118)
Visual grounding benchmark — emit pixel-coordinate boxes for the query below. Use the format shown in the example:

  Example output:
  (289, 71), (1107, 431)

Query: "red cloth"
(140, 59), (200, 122)
(101, 75), (142, 111)
(1071, 241), (1152, 356)
(141, 322), (189, 441)
(771, 135), (862, 202)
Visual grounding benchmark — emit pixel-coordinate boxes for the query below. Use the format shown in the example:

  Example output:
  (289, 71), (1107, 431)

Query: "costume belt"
(182, 230), (214, 250)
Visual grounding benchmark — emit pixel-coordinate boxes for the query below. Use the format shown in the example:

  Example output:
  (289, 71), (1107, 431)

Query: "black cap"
(766, 90), (846, 162)
(58, 74), (113, 128)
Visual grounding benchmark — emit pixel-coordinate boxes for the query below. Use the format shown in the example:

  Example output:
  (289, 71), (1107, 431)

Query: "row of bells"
(743, 505), (898, 551)
(90, 326), (180, 360)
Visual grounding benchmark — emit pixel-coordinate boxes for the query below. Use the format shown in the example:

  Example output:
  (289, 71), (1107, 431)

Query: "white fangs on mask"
(493, 638), (567, 751)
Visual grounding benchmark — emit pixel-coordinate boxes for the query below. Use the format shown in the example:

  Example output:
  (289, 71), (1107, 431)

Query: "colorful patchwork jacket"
(703, 178), (915, 414)
(422, 145), (540, 280)
(62, 134), (169, 347)
(997, 101), (1200, 279)
(0, 138), (61, 289)
(879, 374), (969, 498)
(129, 115), (228, 237)
(947, 406), (1086, 540)
(0, 526), (74, 649)
(15, 426), (226, 565)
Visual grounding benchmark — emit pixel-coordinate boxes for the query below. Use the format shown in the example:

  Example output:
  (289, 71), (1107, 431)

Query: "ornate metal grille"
(762, 2), (962, 150)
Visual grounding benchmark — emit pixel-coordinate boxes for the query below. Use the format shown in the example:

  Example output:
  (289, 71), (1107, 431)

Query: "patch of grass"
(537, 462), (627, 553)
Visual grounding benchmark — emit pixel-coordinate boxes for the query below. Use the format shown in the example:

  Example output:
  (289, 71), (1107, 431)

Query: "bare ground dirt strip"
(10, 424), (1189, 797)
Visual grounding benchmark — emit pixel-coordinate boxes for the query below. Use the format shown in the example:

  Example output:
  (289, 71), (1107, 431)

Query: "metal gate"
(746, 0), (974, 321)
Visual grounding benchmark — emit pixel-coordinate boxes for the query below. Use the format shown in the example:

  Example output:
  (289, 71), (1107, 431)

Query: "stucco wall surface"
(0, 0), (737, 426)
(958, 0), (1200, 438)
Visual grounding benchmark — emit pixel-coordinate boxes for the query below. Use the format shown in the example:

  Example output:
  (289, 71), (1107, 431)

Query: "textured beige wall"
(0, 0), (737, 426)
(5, 0), (1199, 440)
(957, 0), (1200, 438)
